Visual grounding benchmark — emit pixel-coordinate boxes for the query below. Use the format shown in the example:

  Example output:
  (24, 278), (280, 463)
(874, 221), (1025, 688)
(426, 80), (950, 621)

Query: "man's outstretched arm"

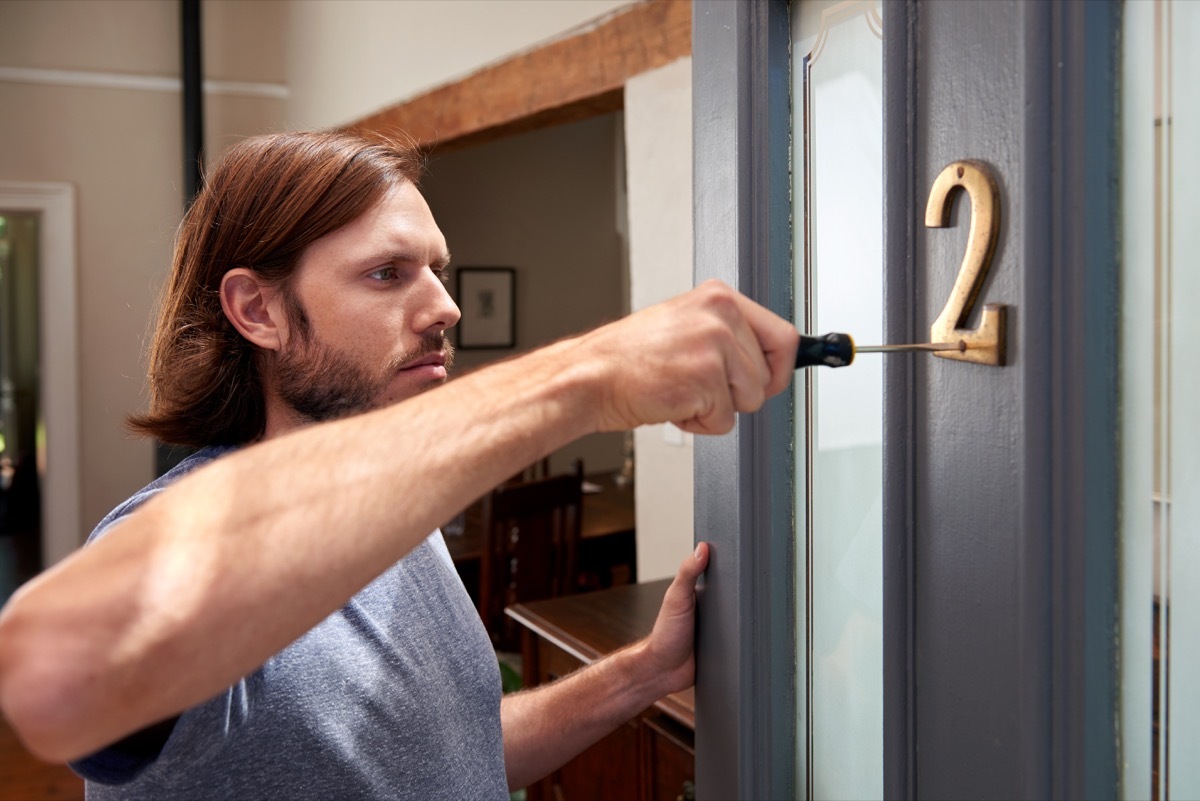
(0, 281), (795, 763)
(500, 544), (709, 791)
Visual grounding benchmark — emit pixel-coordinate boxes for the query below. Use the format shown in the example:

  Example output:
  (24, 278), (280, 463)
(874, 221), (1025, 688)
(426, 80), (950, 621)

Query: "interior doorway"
(0, 182), (81, 597)
(419, 112), (630, 479)
(0, 211), (42, 599)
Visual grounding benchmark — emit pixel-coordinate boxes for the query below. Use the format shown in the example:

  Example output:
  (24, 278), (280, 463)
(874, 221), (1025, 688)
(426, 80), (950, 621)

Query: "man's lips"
(399, 352), (447, 371)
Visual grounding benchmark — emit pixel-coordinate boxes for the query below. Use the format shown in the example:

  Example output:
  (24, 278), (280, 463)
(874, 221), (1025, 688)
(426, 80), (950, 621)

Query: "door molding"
(882, 2), (1121, 798)
(0, 182), (80, 567)
(692, 2), (794, 799)
(881, 2), (917, 796)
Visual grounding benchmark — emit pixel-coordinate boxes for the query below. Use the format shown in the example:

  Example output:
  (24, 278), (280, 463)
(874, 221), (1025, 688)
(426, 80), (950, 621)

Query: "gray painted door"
(692, 1), (1120, 799)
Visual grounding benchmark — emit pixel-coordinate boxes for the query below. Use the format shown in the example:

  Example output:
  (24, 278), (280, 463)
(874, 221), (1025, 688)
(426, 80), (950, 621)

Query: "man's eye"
(370, 266), (398, 281)
(434, 269), (450, 285)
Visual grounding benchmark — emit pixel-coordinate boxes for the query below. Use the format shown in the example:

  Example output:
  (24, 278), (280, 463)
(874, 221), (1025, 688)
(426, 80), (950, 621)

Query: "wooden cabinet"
(640, 714), (694, 801)
(507, 580), (695, 801)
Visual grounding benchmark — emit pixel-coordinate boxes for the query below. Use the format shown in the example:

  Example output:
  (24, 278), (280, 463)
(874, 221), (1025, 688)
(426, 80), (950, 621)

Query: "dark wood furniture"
(480, 463), (583, 650)
(507, 580), (695, 801)
(446, 473), (637, 609)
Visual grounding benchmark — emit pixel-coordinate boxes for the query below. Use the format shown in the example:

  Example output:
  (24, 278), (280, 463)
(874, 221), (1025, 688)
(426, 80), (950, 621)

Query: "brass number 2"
(925, 160), (1007, 366)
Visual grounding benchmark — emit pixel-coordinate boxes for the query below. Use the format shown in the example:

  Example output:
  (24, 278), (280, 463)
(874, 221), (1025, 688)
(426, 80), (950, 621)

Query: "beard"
(273, 329), (454, 424)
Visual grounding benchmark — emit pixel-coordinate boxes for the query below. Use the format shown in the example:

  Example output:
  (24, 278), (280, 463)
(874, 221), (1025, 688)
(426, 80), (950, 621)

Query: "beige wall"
(624, 58), (695, 581)
(420, 114), (627, 476)
(285, 0), (630, 129)
(4, 0), (692, 578)
(284, 0), (696, 578)
(0, 0), (289, 542)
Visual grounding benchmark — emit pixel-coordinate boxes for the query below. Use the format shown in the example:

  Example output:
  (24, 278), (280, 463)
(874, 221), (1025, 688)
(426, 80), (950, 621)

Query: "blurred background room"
(0, 2), (697, 798)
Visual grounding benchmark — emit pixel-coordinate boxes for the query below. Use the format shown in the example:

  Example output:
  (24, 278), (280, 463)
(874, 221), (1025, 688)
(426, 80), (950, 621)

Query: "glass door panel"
(1120, 1), (1200, 798)
(792, 1), (883, 798)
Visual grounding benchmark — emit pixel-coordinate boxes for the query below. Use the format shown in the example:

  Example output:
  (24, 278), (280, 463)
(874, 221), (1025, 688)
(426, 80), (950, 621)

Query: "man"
(0, 130), (798, 798)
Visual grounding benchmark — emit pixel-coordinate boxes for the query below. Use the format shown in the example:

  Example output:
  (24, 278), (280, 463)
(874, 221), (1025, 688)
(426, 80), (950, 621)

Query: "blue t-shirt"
(71, 446), (508, 800)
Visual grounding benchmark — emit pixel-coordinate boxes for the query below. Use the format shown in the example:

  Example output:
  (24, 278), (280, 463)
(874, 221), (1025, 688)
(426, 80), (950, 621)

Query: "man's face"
(270, 181), (461, 423)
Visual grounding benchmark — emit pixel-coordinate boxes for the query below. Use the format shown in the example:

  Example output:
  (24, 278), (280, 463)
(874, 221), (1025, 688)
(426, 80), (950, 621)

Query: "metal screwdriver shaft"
(795, 332), (966, 369)
(855, 342), (965, 354)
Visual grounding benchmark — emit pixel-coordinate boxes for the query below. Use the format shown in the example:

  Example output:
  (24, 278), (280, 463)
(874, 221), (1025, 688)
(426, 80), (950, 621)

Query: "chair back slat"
(479, 460), (584, 649)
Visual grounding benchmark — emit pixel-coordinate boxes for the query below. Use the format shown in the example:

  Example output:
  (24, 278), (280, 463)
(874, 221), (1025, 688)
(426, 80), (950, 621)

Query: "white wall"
(624, 58), (695, 581)
(286, 0), (630, 129)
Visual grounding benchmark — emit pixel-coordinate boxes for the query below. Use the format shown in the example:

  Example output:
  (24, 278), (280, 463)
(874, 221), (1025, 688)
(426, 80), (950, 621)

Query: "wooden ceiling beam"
(347, 0), (691, 152)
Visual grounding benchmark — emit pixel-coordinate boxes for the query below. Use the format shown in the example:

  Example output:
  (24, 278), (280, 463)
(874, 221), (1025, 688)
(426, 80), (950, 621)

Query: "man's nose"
(413, 269), (461, 333)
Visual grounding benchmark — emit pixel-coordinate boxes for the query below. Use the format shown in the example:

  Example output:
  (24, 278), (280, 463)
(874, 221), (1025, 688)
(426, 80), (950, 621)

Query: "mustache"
(390, 332), (454, 372)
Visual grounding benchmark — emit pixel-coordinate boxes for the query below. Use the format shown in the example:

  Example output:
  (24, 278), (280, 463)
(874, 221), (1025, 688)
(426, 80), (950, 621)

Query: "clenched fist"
(573, 280), (799, 435)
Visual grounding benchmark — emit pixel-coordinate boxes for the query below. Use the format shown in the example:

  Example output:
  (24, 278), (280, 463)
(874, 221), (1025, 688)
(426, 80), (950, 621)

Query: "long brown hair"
(127, 129), (424, 447)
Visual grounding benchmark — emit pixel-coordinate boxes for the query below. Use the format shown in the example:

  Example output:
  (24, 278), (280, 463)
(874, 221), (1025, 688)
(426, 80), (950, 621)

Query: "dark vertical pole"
(181, 0), (204, 207)
(158, 0), (204, 477)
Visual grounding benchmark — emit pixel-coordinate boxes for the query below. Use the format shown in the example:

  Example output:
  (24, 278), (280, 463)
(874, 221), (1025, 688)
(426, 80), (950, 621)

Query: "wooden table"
(507, 580), (695, 800)
(444, 473), (637, 599)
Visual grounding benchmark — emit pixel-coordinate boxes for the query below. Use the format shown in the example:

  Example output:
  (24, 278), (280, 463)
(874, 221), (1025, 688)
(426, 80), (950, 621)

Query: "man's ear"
(220, 268), (287, 351)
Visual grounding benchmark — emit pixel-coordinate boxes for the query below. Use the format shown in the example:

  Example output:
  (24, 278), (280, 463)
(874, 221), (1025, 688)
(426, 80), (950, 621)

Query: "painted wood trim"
(1043, 4), (1121, 797)
(881, 2), (918, 799)
(692, 1), (795, 799)
(348, 0), (691, 151)
(0, 66), (289, 99)
(897, 3), (1120, 798)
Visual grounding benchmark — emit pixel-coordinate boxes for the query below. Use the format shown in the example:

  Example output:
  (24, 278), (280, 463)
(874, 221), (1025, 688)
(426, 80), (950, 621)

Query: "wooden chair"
(502, 456), (552, 487)
(480, 460), (584, 650)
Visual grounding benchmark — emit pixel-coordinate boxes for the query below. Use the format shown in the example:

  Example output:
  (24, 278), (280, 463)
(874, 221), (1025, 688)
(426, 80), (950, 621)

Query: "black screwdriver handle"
(795, 332), (855, 369)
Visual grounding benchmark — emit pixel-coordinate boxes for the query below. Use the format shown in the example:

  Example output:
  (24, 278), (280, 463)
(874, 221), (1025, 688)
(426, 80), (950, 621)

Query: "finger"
(661, 542), (709, 615)
(722, 311), (772, 413)
(682, 284), (764, 421)
(676, 541), (709, 583)
(688, 388), (736, 436)
(727, 291), (800, 398)
(691, 281), (795, 410)
(724, 351), (768, 414)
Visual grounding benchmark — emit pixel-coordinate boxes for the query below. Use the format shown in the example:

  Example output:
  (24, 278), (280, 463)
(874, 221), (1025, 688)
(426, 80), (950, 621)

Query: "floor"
(1, 528), (82, 801)
(0, 716), (83, 801)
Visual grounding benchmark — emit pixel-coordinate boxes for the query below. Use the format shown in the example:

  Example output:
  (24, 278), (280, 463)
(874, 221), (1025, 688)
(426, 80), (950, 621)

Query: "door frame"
(692, 2), (795, 800)
(0, 182), (80, 568)
(692, 1), (1121, 798)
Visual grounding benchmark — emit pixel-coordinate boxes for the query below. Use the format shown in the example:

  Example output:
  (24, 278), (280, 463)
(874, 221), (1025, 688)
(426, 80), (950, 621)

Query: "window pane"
(792, 1), (883, 798)
(1120, 1), (1200, 798)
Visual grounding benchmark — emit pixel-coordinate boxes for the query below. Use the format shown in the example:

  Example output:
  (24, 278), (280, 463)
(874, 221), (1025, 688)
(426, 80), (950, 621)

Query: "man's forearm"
(0, 281), (791, 764)
(501, 544), (707, 791)
(500, 641), (672, 791)
(0, 337), (598, 762)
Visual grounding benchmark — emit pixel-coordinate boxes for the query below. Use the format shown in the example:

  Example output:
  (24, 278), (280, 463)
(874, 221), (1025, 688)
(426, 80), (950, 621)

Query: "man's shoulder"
(87, 445), (239, 544)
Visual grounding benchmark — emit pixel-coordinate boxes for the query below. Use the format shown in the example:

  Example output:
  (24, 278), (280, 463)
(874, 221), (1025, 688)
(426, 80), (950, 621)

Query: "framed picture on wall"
(456, 267), (516, 349)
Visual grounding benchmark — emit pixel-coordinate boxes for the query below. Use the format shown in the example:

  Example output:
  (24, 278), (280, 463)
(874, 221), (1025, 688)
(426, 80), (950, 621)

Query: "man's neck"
(259, 392), (311, 442)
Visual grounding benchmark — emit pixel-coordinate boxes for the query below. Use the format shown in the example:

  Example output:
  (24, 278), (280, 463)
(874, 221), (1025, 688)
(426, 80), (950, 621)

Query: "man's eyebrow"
(365, 251), (452, 269)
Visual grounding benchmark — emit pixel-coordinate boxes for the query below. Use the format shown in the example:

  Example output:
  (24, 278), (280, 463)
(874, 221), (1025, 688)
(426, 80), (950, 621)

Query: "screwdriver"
(794, 332), (966, 369)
